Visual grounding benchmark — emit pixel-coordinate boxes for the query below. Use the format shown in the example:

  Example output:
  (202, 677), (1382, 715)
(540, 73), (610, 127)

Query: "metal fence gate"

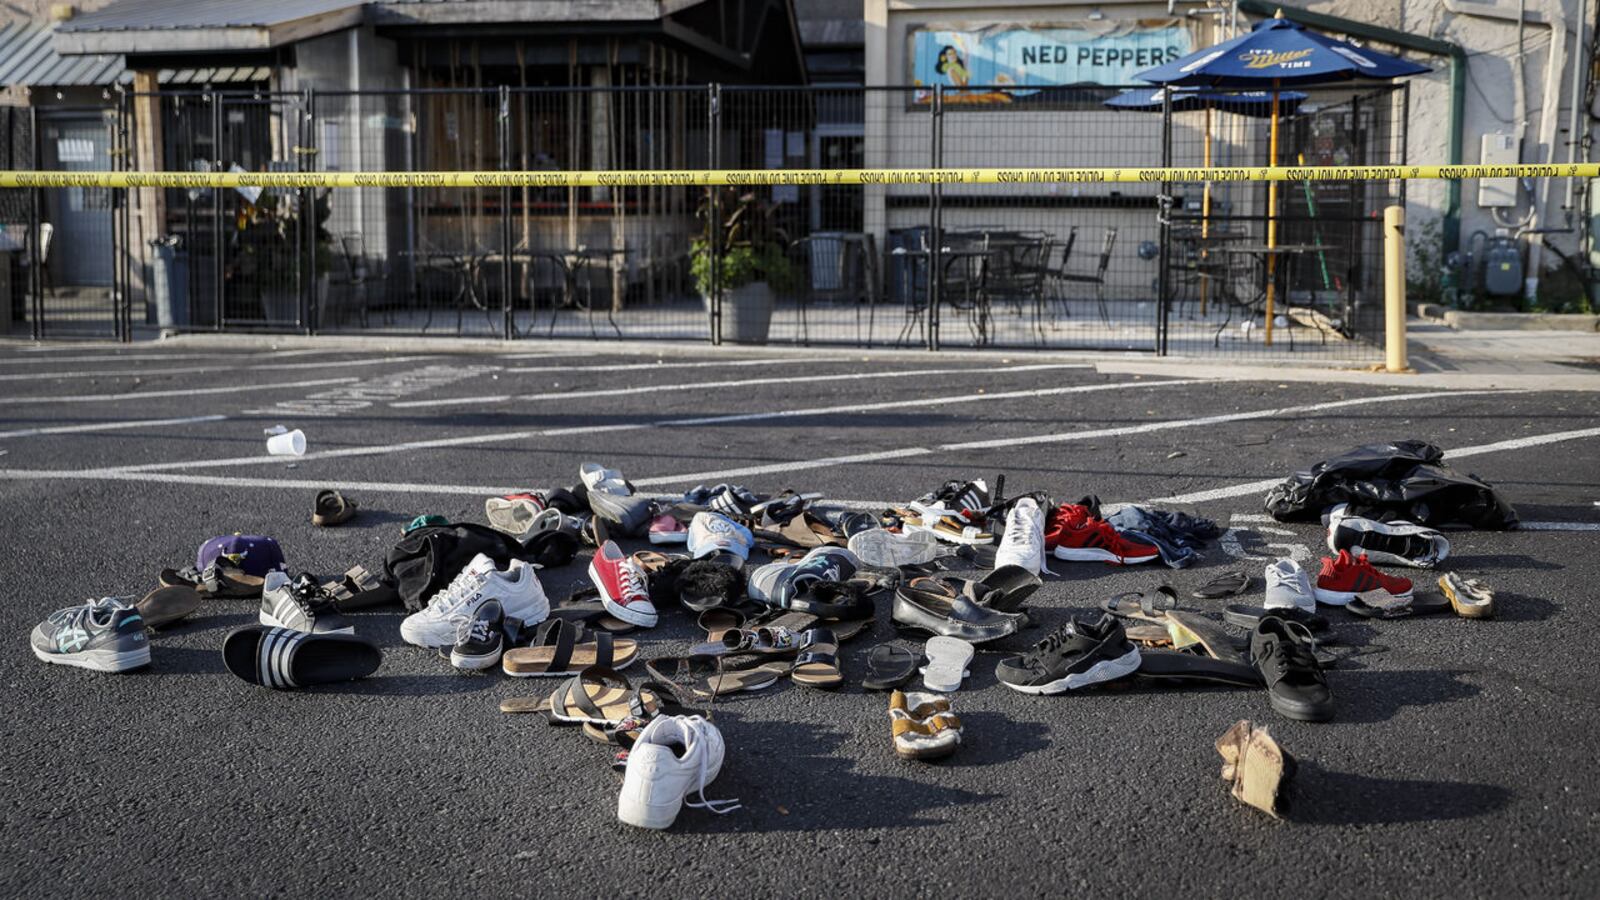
(3, 82), (1404, 360)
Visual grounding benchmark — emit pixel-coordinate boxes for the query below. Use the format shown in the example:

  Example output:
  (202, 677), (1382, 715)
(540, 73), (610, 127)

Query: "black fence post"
(27, 105), (40, 341)
(210, 93), (224, 331)
(928, 83), (943, 352)
(499, 84), (514, 339)
(113, 91), (128, 341)
(1157, 88), (1173, 356)
(708, 83), (722, 346)
(301, 87), (316, 335)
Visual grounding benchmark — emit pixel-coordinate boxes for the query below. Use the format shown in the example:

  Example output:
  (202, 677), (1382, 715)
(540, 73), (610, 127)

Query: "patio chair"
(327, 232), (384, 329)
(986, 232), (1053, 344)
(1049, 226), (1117, 328)
(789, 234), (883, 348)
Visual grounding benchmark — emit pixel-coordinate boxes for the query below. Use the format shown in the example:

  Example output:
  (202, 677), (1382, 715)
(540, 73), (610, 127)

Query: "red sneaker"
(1046, 504), (1159, 565)
(1313, 549), (1413, 606)
(589, 540), (657, 627)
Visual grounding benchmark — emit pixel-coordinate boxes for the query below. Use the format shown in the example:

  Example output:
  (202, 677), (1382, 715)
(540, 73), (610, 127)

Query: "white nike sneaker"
(1324, 504), (1450, 568)
(993, 497), (1047, 576)
(399, 553), (548, 648)
(617, 715), (740, 830)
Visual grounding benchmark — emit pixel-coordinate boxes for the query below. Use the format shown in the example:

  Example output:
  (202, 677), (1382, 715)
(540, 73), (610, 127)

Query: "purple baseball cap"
(197, 534), (286, 577)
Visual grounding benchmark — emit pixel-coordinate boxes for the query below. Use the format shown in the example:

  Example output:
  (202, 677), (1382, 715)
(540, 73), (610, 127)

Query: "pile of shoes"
(29, 451), (1519, 831)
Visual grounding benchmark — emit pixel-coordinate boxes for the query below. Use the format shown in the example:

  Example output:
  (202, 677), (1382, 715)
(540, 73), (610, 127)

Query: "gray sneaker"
(31, 597), (150, 673)
(1263, 558), (1315, 613)
(261, 571), (355, 635)
(588, 489), (655, 537)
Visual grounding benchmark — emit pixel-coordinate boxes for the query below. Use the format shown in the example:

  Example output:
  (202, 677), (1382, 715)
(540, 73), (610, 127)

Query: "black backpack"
(379, 522), (528, 613)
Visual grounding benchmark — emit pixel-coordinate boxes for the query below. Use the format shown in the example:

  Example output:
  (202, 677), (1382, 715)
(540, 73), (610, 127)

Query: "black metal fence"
(2, 82), (1405, 358)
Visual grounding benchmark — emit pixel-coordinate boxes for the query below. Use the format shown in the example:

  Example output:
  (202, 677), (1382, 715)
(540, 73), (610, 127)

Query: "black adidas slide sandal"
(222, 625), (381, 690)
(1135, 650), (1263, 687)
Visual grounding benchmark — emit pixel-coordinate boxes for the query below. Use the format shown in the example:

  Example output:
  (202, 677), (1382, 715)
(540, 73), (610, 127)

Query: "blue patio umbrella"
(1135, 10), (1430, 343)
(1102, 87), (1307, 116)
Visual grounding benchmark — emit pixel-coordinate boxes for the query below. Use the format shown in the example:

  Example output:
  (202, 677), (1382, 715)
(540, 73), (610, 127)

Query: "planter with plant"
(691, 187), (800, 343)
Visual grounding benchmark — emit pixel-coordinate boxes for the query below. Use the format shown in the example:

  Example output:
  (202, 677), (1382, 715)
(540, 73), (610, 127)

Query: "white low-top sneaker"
(1324, 504), (1450, 568)
(847, 527), (939, 568)
(992, 497), (1048, 576)
(1263, 558), (1316, 612)
(399, 553), (548, 648)
(580, 462), (630, 496)
(617, 715), (740, 830)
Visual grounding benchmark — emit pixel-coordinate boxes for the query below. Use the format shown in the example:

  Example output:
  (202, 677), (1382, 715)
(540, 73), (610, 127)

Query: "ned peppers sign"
(911, 21), (1193, 104)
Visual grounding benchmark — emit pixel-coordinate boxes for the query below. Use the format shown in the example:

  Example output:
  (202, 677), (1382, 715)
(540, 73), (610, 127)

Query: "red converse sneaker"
(590, 540), (658, 627)
(1312, 549), (1413, 606)
(1046, 504), (1159, 565)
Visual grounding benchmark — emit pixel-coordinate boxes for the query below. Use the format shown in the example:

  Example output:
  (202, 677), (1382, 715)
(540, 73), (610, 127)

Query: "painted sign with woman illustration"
(912, 22), (1192, 104)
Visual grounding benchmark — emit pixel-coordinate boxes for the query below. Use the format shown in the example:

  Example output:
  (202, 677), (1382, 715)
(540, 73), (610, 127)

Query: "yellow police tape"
(0, 163), (1595, 189)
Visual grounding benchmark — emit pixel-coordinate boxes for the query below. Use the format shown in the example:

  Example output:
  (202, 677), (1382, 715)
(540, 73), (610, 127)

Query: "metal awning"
(54, 0), (365, 55)
(0, 20), (124, 87)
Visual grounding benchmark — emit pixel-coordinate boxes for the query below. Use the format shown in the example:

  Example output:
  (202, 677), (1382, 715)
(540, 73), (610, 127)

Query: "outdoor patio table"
(1217, 243), (1332, 350)
(539, 247), (629, 339)
(402, 247), (497, 335)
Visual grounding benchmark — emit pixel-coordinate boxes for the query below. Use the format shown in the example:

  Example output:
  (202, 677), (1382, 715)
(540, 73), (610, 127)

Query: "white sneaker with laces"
(399, 553), (548, 648)
(1263, 558), (1316, 613)
(617, 715), (740, 829)
(993, 497), (1048, 576)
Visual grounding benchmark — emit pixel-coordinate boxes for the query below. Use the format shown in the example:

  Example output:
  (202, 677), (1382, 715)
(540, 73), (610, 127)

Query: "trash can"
(149, 236), (188, 328)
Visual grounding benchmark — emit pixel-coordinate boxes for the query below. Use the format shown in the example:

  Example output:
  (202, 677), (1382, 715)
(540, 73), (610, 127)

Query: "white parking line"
(0, 377), (362, 406)
(0, 469), (523, 496)
(633, 389), (1514, 486)
(498, 356), (860, 374)
(0, 355), (440, 382)
(85, 376), (1202, 474)
(391, 362), (1098, 409)
(1147, 424), (1600, 504)
(0, 352), (254, 366)
(0, 414), (226, 440)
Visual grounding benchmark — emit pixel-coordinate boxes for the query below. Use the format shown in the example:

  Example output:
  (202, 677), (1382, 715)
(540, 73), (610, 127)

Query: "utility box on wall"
(1478, 134), (1518, 208)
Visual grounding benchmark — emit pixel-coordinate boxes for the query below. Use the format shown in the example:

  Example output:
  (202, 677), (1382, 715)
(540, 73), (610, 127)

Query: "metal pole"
(1384, 204), (1408, 372)
(928, 83), (942, 352)
(708, 83), (722, 346)
(301, 88), (316, 334)
(28, 106), (40, 341)
(210, 93), (223, 331)
(499, 84), (514, 339)
(1157, 87), (1173, 355)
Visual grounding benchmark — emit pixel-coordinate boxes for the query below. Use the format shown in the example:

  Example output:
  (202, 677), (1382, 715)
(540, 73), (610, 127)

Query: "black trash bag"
(350, 522), (532, 612)
(1264, 440), (1518, 530)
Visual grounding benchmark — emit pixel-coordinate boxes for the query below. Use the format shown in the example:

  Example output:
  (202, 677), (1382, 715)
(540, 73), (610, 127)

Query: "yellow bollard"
(1384, 205), (1408, 373)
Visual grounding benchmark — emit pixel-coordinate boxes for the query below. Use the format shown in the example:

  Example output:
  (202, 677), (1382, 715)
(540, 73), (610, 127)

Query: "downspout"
(1442, 0), (1569, 302)
(1237, 0), (1466, 262)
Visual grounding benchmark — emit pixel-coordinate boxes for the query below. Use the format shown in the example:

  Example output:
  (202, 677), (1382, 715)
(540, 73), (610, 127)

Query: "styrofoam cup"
(266, 429), (306, 457)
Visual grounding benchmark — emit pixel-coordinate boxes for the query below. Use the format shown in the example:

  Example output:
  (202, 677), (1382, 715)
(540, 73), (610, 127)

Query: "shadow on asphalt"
(1332, 668), (1482, 724)
(1449, 553), (1565, 572)
(1290, 763), (1512, 825)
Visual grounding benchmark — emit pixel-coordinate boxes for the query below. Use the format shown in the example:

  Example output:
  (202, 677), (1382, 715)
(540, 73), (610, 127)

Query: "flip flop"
(920, 635), (975, 692)
(222, 625), (382, 689)
(1135, 650), (1264, 687)
(1347, 590), (1451, 619)
(1222, 604), (1328, 632)
(697, 608), (749, 643)
(973, 565), (1042, 612)
(862, 643), (917, 691)
(312, 490), (358, 527)
(1164, 610), (1248, 665)
(791, 628), (844, 689)
(1192, 571), (1253, 599)
(502, 620), (639, 677)
(499, 696), (546, 714)
(135, 585), (202, 629)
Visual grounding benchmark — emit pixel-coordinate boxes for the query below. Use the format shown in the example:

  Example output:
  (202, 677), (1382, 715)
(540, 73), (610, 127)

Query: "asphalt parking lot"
(1, 339), (1597, 898)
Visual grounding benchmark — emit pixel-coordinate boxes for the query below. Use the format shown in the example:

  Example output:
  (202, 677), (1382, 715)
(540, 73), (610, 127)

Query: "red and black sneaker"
(1046, 504), (1159, 565)
(1312, 549), (1413, 606)
(590, 540), (658, 628)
